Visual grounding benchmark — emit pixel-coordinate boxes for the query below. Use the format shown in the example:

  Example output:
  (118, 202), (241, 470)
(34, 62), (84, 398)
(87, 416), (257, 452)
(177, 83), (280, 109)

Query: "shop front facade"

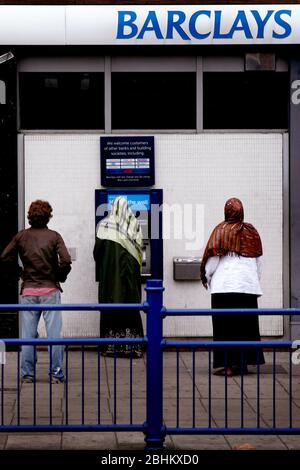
(0, 2), (299, 339)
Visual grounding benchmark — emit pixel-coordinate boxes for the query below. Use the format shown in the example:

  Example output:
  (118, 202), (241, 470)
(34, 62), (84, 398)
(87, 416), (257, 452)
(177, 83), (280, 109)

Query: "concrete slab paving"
(246, 398), (300, 426)
(10, 417), (63, 426)
(163, 399), (208, 428)
(279, 435), (300, 449)
(0, 435), (8, 450)
(171, 434), (231, 450)
(199, 383), (245, 399)
(5, 433), (62, 450)
(226, 434), (288, 450)
(62, 431), (118, 450)
(116, 431), (146, 450)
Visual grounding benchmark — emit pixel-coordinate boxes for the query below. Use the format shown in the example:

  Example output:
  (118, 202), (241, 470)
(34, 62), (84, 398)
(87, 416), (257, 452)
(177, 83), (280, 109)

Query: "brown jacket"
(1, 227), (72, 293)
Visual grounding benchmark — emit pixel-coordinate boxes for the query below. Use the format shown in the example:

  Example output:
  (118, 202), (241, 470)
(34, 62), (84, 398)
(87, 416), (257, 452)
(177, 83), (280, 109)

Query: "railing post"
(144, 279), (165, 451)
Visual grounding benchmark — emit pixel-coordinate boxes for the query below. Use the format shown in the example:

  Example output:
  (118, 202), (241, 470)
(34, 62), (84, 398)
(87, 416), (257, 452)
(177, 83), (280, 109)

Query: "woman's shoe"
(21, 375), (34, 384)
(213, 367), (234, 377)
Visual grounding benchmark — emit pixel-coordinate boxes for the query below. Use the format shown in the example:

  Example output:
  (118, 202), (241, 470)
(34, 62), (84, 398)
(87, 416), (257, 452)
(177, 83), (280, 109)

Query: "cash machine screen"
(107, 193), (150, 210)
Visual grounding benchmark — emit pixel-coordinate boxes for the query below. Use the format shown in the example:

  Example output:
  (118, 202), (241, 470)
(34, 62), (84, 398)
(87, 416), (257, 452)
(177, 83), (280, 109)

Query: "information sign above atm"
(100, 136), (155, 187)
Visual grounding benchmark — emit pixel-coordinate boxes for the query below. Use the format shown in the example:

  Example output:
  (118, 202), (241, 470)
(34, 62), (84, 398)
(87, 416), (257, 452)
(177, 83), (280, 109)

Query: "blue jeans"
(21, 291), (64, 379)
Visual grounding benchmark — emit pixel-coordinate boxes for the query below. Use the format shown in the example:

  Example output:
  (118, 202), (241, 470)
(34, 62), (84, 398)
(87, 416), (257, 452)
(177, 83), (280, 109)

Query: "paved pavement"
(0, 349), (300, 451)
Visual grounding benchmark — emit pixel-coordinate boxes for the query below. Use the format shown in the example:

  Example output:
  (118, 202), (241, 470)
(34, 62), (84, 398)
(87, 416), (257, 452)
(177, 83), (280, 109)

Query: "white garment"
(205, 252), (263, 296)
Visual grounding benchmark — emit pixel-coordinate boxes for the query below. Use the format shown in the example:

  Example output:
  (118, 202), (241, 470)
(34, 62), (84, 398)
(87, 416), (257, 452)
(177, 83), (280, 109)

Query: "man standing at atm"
(1, 200), (72, 383)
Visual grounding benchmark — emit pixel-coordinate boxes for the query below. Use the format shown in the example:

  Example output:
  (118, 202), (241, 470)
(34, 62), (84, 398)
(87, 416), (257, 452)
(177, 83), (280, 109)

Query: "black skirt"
(211, 293), (265, 369)
(94, 239), (144, 357)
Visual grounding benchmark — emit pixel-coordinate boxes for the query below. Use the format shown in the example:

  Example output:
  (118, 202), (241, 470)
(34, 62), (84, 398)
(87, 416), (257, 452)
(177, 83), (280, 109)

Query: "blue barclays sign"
(117, 9), (292, 42)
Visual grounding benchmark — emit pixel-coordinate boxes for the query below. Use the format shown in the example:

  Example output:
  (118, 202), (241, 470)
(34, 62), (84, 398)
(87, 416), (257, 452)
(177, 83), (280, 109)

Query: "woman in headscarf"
(93, 196), (144, 357)
(200, 197), (265, 376)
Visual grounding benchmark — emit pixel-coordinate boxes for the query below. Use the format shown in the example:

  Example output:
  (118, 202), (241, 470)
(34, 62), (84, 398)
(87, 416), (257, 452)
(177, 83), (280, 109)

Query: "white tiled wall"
(24, 133), (284, 337)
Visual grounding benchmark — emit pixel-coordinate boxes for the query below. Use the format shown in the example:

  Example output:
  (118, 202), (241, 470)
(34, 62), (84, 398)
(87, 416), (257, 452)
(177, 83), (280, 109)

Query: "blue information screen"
(107, 193), (150, 211)
(101, 136), (155, 187)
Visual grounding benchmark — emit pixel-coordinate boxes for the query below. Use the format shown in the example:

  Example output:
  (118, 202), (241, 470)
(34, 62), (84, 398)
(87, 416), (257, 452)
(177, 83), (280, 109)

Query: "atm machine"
(95, 189), (163, 281)
(96, 136), (163, 281)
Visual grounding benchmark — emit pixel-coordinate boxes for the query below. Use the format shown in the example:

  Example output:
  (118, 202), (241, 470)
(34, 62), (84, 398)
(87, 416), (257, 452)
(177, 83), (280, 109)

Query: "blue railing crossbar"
(165, 427), (300, 435)
(0, 424), (146, 433)
(0, 303), (147, 312)
(162, 340), (293, 349)
(164, 307), (300, 316)
(1, 338), (147, 346)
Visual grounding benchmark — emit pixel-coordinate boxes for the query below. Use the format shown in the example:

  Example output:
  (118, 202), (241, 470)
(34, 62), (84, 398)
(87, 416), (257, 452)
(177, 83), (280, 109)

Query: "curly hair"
(27, 200), (53, 228)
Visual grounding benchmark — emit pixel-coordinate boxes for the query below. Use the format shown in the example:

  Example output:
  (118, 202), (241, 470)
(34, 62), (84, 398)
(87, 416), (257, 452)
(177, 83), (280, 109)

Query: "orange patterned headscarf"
(200, 198), (263, 285)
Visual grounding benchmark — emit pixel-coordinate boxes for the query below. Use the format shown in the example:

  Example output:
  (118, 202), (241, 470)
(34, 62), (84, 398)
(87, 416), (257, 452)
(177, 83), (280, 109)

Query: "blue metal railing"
(0, 279), (300, 450)
(0, 338), (147, 431)
(0, 301), (149, 438)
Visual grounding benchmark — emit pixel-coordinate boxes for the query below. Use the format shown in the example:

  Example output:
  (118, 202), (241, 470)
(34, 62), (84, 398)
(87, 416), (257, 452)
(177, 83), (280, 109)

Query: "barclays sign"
(116, 9), (292, 42)
(66, 4), (300, 45)
(0, 4), (299, 45)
